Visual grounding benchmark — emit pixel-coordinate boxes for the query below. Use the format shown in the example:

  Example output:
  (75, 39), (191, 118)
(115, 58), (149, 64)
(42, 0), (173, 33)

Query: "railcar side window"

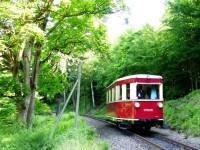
(126, 83), (130, 99)
(136, 84), (159, 99)
(112, 88), (115, 101)
(119, 85), (122, 100)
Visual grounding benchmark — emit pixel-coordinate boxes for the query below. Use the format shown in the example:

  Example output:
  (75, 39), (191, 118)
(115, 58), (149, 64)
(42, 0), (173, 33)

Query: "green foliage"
(0, 113), (107, 150)
(0, 97), (16, 122)
(4, 129), (54, 150)
(19, 23), (45, 44)
(0, 115), (54, 150)
(35, 99), (51, 115)
(48, 0), (113, 55)
(0, 0), (115, 148)
(55, 114), (108, 150)
(164, 0), (200, 91)
(165, 90), (200, 136)
(0, 73), (22, 98)
(0, 0), (114, 127)
(90, 0), (200, 101)
(56, 128), (108, 150)
(91, 104), (106, 119)
(38, 63), (67, 99)
(91, 26), (173, 100)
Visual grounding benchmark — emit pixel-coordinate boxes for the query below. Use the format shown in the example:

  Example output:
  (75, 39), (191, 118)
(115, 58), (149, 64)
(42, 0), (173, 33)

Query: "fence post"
(50, 80), (78, 139)
(75, 61), (82, 128)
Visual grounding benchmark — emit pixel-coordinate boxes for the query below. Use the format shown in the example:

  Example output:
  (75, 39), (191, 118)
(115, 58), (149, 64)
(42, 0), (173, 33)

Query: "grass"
(0, 112), (108, 150)
(164, 90), (200, 136)
(90, 104), (107, 119)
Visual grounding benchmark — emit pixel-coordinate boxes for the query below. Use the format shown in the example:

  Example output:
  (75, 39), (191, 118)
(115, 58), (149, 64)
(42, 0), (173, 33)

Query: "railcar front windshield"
(137, 84), (160, 99)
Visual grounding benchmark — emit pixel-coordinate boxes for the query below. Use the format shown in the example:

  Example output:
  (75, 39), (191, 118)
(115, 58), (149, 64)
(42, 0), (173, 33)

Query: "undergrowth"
(0, 112), (108, 150)
(165, 90), (200, 136)
(90, 104), (106, 119)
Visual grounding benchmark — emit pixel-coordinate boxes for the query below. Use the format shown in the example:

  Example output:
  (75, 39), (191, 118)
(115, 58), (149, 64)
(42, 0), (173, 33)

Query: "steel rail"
(132, 133), (165, 150)
(154, 134), (199, 150)
(83, 115), (199, 150)
(83, 115), (165, 150)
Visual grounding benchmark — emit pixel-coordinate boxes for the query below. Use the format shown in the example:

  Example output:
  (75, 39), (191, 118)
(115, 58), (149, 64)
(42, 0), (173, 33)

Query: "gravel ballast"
(151, 127), (200, 149)
(83, 116), (200, 150)
(83, 117), (157, 150)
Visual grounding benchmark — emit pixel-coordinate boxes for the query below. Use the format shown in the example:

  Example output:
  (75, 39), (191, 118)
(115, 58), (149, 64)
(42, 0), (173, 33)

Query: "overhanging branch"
(40, 52), (52, 64)
(47, 4), (110, 35)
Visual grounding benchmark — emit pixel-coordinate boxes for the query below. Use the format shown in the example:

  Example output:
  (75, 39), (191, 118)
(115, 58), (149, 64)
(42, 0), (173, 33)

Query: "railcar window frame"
(106, 91), (109, 103)
(112, 87), (115, 102)
(109, 89), (112, 102)
(122, 84), (126, 100)
(115, 85), (119, 100)
(136, 84), (160, 100)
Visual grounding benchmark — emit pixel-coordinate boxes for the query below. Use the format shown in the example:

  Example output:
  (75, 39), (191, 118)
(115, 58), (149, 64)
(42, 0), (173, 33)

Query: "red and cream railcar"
(106, 74), (163, 130)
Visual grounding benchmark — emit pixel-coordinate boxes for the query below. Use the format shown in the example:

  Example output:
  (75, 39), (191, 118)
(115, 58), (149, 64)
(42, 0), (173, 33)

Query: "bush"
(0, 115), (55, 150)
(0, 112), (108, 150)
(91, 104), (106, 119)
(1, 129), (54, 150)
(35, 99), (51, 115)
(165, 90), (200, 136)
(0, 97), (16, 122)
(55, 116), (108, 150)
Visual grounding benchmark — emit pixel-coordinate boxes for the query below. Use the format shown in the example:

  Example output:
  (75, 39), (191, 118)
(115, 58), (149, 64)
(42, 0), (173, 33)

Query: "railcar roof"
(116, 74), (162, 81)
(107, 74), (163, 88)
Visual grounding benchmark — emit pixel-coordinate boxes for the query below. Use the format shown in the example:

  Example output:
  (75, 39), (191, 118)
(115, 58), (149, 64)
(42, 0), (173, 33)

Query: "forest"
(0, 0), (200, 149)
(92, 0), (200, 100)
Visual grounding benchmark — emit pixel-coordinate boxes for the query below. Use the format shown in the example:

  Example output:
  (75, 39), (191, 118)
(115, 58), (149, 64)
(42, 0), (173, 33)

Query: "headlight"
(157, 102), (163, 108)
(134, 102), (140, 108)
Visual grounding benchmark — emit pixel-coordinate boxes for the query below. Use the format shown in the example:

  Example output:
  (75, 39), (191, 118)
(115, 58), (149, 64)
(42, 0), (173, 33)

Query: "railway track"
(138, 132), (199, 150)
(152, 134), (199, 150)
(83, 115), (199, 150)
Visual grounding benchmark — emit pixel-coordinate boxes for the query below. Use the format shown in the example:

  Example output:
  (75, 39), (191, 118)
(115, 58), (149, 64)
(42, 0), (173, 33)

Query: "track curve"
(83, 115), (199, 150)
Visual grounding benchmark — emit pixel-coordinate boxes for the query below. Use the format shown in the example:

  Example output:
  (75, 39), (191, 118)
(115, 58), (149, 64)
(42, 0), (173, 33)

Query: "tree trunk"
(72, 85), (76, 111)
(91, 81), (95, 108)
(21, 40), (32, 123)
(20, 1), (53, 127)
(27, 88), (36, 128)
(26, 49), (41, 128)
(63, 89), (66, 103)
(190, 77), (194, 91)
(195, 76), (198, 90)
(56, 98), (62, 116)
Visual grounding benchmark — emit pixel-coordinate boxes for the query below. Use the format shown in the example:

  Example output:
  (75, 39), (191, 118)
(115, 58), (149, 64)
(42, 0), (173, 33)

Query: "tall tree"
(0, 0), (115, 127)
(165, 0), (200, 90)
